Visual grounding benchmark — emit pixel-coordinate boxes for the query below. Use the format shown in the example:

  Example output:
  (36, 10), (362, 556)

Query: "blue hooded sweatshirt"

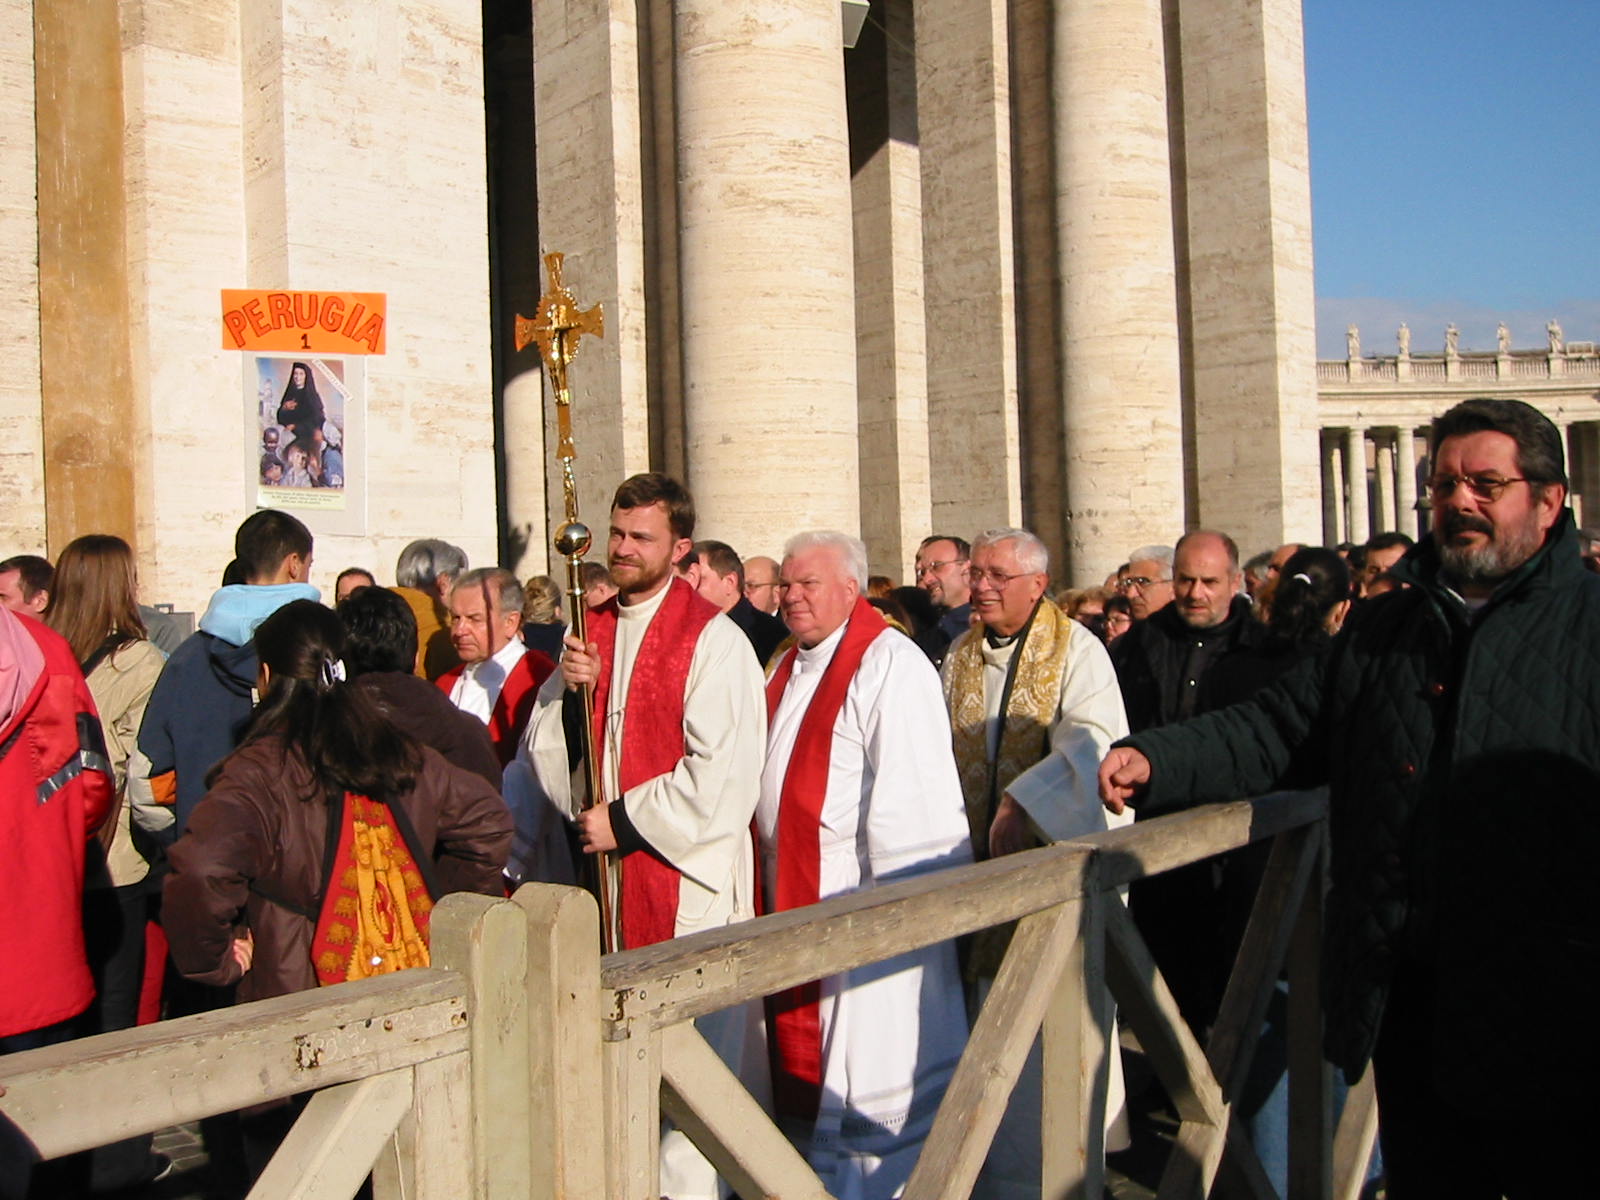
(137, 582), (320, 840)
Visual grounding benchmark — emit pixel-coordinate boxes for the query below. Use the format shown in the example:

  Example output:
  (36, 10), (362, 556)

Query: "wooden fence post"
(1042, 861), (1109, 1200)
(372, 1053), (474, 1199)
(513, 883), (607, 1200)
(1286, 825), (1331, 1200)
(430, 891), (532, 1200)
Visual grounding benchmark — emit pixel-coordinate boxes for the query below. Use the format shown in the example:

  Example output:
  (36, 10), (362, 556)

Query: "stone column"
(1374, 433), (1395, 534)
(486, 29), (546, 577)
(676, 0), (859, 546)
(849, 0), (931, 578)
(914, 0), (1021, 539)
(533, 0), (653, 558)
(1, 3), (46, 553)
(1320, 433), (1341, 546)
(1056, 0), (1185, 584)
(1329, 435), (1347, 545)
(1344, 426), (1370, 545)
(1175, 0), (1322, 552)
(1395, 425), (1418, 539)
(34, 0), (138, 553)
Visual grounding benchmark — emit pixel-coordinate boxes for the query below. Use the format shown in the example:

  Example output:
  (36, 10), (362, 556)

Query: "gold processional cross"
(514, 252), (615, 951)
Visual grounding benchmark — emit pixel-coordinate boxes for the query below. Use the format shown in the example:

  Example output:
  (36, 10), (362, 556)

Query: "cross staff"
(515, 252), (615, 951)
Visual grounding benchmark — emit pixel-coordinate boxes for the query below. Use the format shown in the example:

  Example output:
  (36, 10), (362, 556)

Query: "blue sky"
(1305, 0), (1599, 357)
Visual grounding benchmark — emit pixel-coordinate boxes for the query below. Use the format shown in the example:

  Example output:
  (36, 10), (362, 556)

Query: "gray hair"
(782, 530), (869, 589)
(1127, 544), (1175, 571)
(395, 539), (468, 590)
(972, 527), (1050, 576)
(450, 567), (523, 618)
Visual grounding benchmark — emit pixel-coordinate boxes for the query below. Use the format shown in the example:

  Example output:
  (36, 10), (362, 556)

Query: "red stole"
(435, 647), (555, 766)
(587, 578), (720, 949)
(762, 596), (887, 1118)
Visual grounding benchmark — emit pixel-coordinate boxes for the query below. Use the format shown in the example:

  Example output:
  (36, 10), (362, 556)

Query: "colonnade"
(524, 0), (1319, 584)
(1320, 425), (1422, 546)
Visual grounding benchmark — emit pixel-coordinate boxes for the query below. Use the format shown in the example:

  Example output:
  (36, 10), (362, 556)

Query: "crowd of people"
(1, 397), (1593, 1199)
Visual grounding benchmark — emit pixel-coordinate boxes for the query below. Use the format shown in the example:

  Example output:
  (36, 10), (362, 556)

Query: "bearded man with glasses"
(1100, 397), (1600, 1198)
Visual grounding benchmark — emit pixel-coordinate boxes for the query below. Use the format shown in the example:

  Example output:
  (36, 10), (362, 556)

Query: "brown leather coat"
(163, 735), (510, 1004)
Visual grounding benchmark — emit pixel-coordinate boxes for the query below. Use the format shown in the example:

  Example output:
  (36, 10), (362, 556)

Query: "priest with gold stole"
(760, 531), (972, 1200)
(940, 527), (1133, 1198)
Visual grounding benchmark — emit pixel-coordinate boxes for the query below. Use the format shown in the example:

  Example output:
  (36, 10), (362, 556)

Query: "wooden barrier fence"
(0, 791), (1376, 1199)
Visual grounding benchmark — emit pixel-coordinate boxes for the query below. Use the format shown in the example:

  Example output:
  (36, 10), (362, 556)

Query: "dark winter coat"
(163, 736), (511, 1004)
(1123, 512), (1600, 1107)
(1110, 593), (1270, 731)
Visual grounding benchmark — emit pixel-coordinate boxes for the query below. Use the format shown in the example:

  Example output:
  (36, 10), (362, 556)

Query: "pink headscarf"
(0, 605), (46, 730)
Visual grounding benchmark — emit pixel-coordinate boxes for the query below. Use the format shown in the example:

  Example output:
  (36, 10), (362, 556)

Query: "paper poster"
(246, 355), (366, 535)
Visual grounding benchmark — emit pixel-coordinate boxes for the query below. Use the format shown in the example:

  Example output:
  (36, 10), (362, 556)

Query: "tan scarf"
(944, 598), (1075, 977)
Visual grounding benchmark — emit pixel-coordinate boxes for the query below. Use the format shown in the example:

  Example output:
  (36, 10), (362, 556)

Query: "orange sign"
(221, 290), (387, 354)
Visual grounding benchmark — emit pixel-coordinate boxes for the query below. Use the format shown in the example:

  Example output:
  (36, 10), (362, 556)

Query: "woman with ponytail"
(163, 600), (510, 1004)
(1265, 546), (1354, 647)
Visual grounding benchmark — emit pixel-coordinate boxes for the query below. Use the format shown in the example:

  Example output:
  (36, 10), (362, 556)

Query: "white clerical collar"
(794, 620), (848, 674)
(467, 635), (526, 680)
(980, 634), (1019, 667)
(619, 577), (673, 623)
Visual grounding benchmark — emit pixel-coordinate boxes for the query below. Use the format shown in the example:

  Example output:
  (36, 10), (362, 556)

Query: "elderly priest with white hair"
(761, 530), (972, 1200)
(941, 526), (1133, 1198)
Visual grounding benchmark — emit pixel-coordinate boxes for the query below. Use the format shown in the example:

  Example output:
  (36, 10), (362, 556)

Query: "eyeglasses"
(1425, 474), (1531, 503)
(916, 559), (967, 578)
(967, 567), (1035, 589)
(1116, 576), (1170, 592)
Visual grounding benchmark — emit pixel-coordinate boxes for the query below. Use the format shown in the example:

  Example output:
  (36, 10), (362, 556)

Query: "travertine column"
(677, 0), (859, 545)
(848, 0), (931, 578)
(1374, 433), (1395, 534)
(1320, 433), (1340, 546)
(1056, 0), (1185, 584)
(1344, 427), (1370, 545)
(914, 0), (1021, 539)
(1328, 435), (1347, 545)
(486, 30), (546, 577)
(1177, 0), (1321, 551)
(35, 0), (138, 553)
(1395, 425), (1418, 539)
(0, 4), (46, 552)
(1012, 0), (1067, 561)
(120, 0), (248, 607)
(533, 0), (651, 546)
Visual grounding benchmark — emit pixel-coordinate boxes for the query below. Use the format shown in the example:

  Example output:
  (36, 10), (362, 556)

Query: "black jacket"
(726, 596), (787, 670)
(1124, 513), (1600, 1105)
(1110, 594), (1269, 732)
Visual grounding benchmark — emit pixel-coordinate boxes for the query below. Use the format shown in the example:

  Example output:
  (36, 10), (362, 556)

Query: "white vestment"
(761, 623), (972, 1200)
(942, 618), (1134, 1198)
(521, 579), (768, 1200)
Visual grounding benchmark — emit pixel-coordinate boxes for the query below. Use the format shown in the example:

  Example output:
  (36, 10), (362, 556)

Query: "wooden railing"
(0, 792), (1375, 1200)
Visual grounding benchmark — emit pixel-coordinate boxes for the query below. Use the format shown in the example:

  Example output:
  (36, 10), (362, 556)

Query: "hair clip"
(1291, 572), (1314, 586)
(319, 657), (347, 687)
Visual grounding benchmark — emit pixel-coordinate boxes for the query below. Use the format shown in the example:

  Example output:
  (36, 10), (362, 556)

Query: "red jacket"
(436, 646), (554, 766)
(0, 611), (114, 1038)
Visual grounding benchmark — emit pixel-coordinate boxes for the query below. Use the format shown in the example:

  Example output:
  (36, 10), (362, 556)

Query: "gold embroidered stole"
(945, 600), (1074, 977)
